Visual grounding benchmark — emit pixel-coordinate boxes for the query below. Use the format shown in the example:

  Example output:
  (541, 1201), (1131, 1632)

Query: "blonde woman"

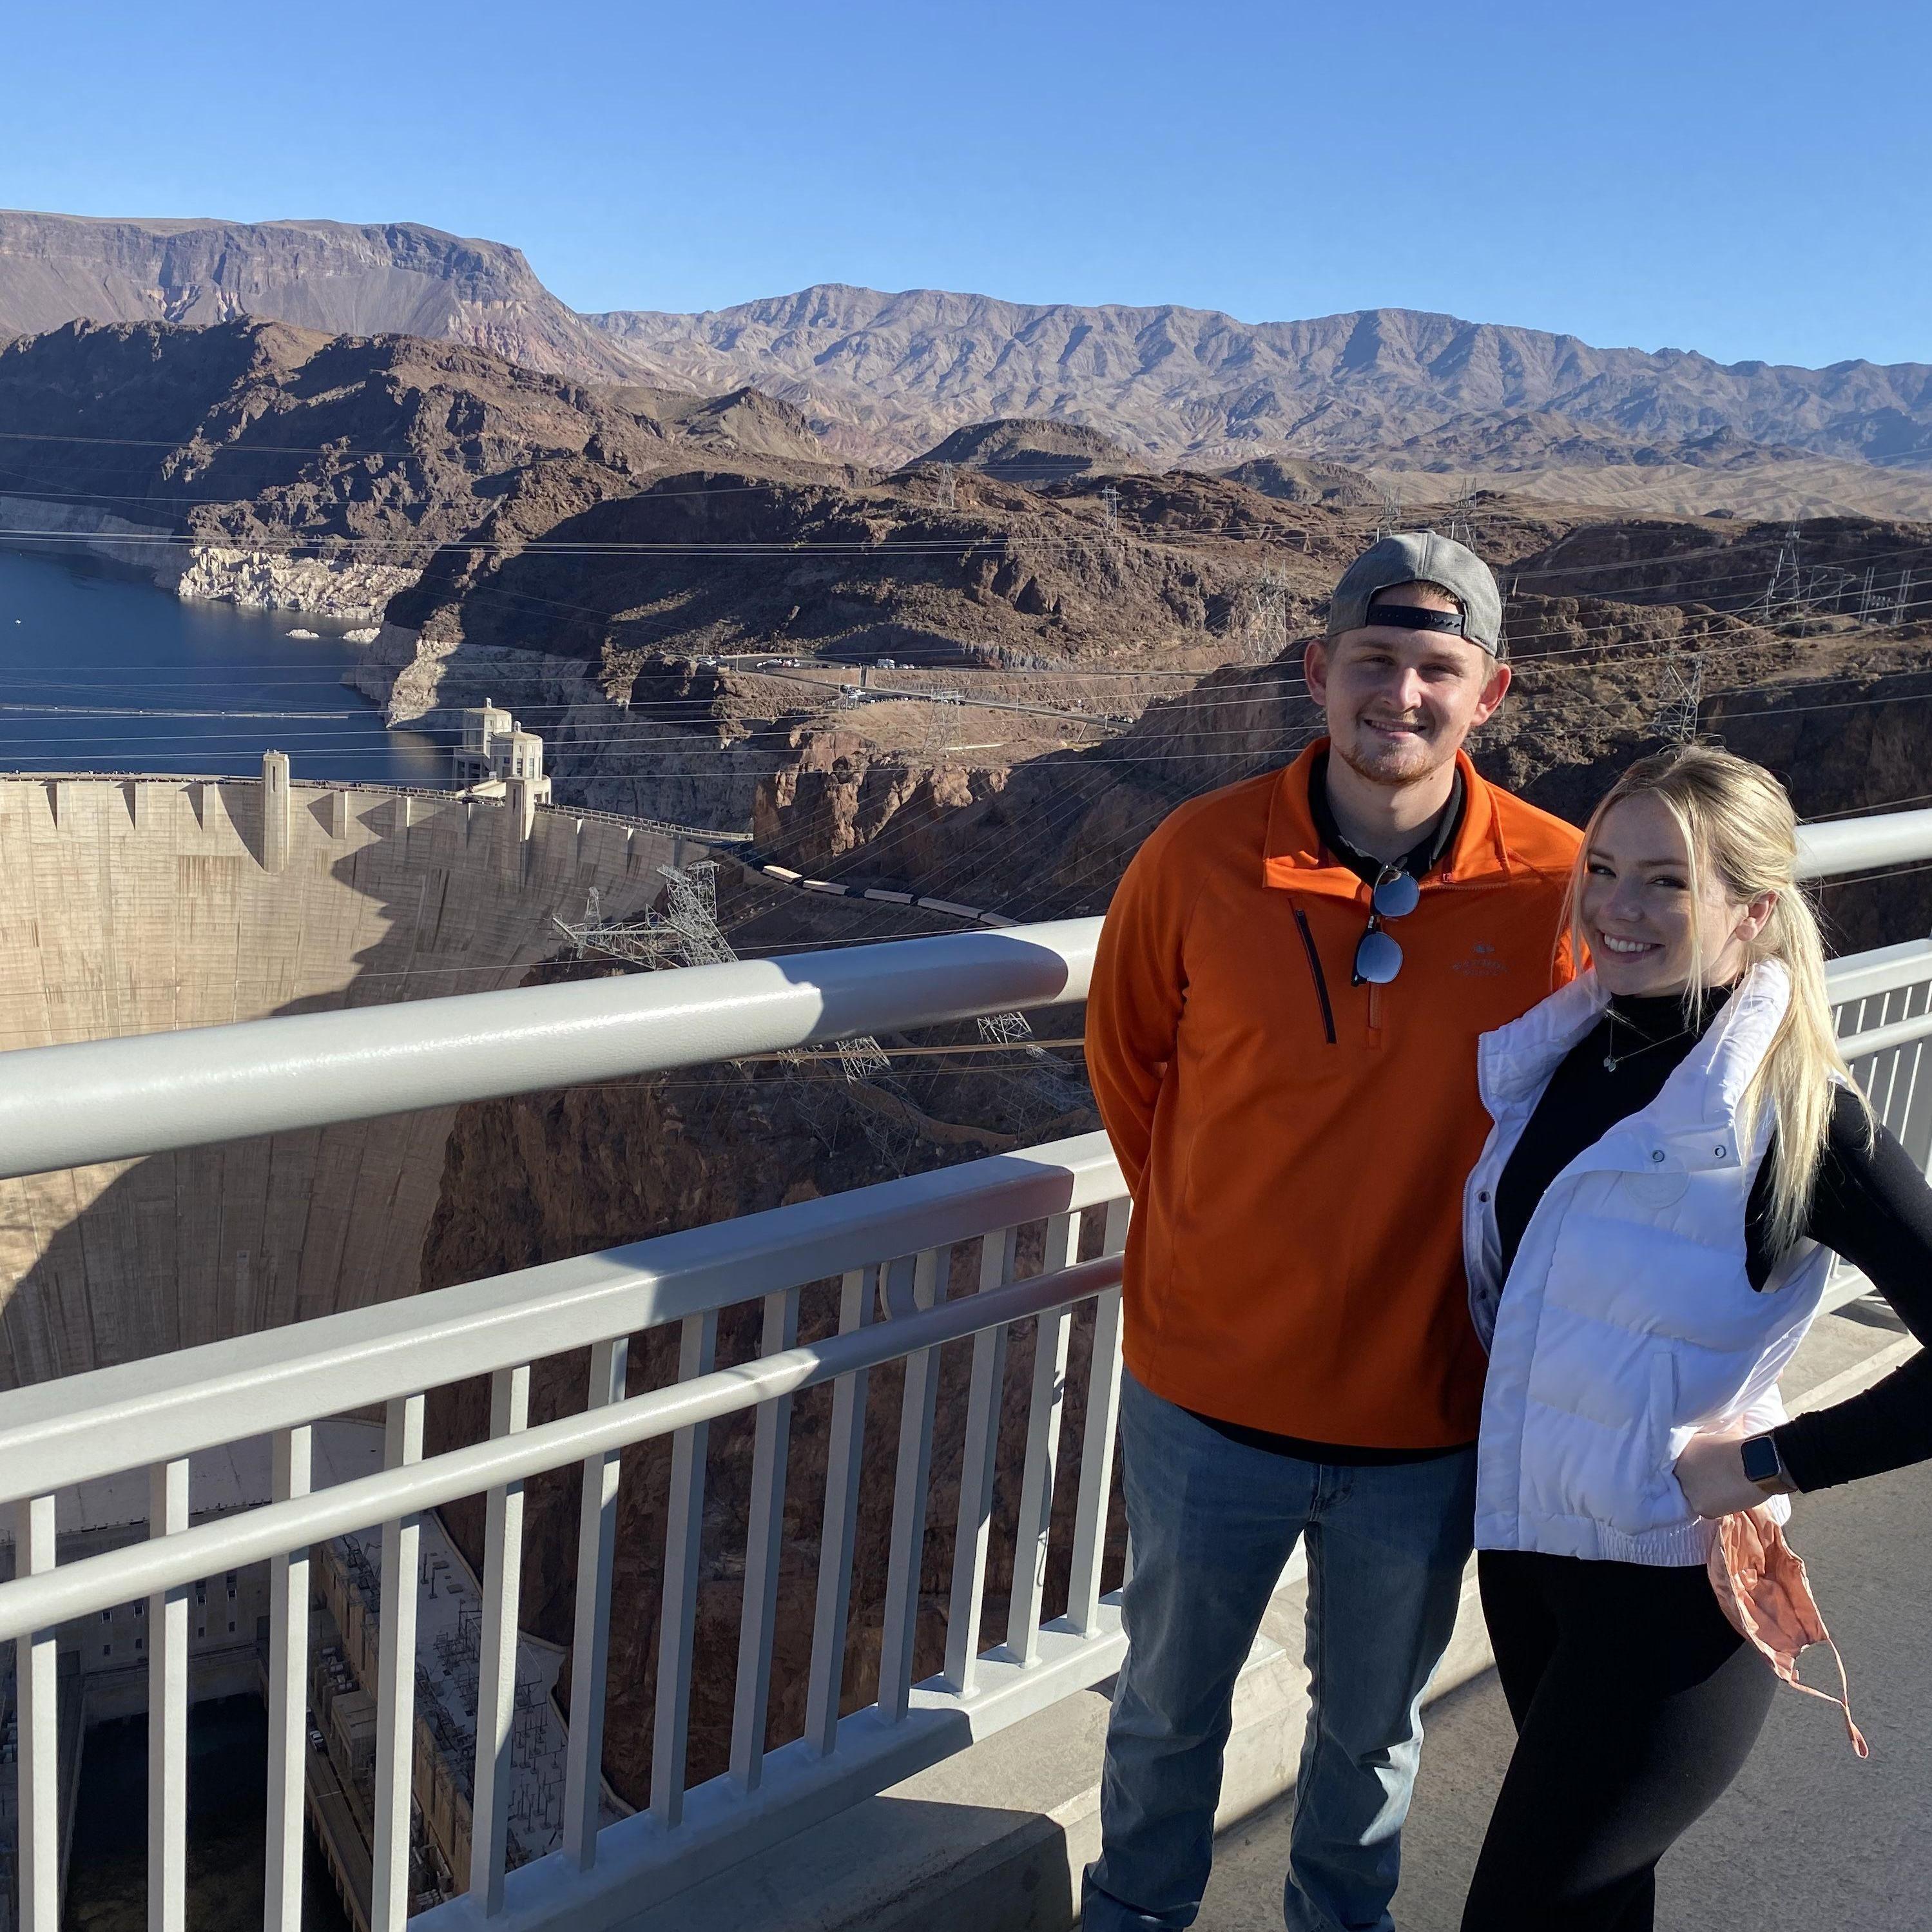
(1459, 745), (1932, 1930)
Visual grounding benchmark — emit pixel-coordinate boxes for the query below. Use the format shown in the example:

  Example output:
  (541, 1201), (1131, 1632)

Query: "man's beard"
(1335, 717), (1451, 787)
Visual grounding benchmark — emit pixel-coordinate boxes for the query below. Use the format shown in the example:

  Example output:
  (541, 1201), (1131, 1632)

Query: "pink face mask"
(1708, 1507), (1869, 1759)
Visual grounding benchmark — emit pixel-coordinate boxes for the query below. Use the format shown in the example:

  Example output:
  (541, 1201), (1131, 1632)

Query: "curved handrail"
(0, 800), (1927, 1184)
(0, 920), (1102, 1178)
(1795, 806), (1932, 880)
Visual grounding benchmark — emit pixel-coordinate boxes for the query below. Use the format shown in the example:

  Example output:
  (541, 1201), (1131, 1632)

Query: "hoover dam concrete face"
(0, 768), (687, 1388)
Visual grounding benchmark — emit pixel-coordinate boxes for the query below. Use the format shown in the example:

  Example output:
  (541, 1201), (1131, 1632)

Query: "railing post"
(1008, 1213), (1077, 1665)
(731, 1289), (802, 1792)
(650, 1310), (719, 1830)
(149, 1456), (190, 1932)
(943, 1228), (1017, 1696)
(470, 1364), (532, 1913)
(265, 1424), (313, 1932)
(804, 1267), (874, 1755)
(564, 1335), (628, 1870)
(372, 1393), (424, 1932)
(1067, 1199), (1130, 1634)
(877, 1247), (949, 1722)
(14, 1494), (57, 1932)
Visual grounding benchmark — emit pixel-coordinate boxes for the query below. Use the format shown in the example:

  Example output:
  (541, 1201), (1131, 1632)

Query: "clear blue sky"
(6, 0), (1927, 369)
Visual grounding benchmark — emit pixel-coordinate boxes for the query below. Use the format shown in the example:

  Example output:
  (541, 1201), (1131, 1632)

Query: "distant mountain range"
(589, 285), (1932, 472)
(4, 209), (1932, 514)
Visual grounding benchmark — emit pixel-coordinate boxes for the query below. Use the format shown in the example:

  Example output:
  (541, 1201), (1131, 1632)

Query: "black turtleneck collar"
(1602, 980), (1735, 1050)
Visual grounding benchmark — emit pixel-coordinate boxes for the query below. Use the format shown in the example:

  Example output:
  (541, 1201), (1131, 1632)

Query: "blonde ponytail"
(1570, 746), (1871, 1254)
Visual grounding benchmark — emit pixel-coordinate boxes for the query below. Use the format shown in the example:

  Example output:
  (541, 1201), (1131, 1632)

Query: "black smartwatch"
(1739, 1433), (1789, 1494)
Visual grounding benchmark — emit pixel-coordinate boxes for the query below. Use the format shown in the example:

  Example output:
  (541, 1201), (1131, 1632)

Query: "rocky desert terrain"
(0, 315), (837, 619)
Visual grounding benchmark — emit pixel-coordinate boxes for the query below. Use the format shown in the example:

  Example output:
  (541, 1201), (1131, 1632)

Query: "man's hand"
(1674, 1430), (1791, 1519)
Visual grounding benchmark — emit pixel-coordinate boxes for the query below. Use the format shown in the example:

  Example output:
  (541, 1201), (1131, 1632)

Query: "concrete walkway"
(1201, 1451), (1932, 1931)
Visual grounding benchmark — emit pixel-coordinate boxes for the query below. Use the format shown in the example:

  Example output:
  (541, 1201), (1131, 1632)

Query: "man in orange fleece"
(1083, 532), (1581, 1932)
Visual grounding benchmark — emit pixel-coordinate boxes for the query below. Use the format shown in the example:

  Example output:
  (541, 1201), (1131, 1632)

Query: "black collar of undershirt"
(1309, 749), (1467, 887)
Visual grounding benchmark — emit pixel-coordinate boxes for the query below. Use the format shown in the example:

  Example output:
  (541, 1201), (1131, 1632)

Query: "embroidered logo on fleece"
(1453, 941), (1509, 978)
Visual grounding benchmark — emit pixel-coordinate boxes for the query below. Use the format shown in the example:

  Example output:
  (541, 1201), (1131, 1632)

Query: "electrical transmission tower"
(553, 864), (739, 971)
(654, 862), (740, 967)
(552, 882), (685, 969)
(1859, 565), (1883, 625)
(1098, 483), (1125, 566)
(1657, 645), (1705, 746)
(1444, 479), (1477, 547)
(827, 1034), (889, 1083)
(923, 690), (965, 753)
(552, 865), (914, 1162)
(977, 1009), (1047, 1059)
(1801, 563), (1857, 615)
(1895, 571), (1918, 627)
(936, 461), (956, 510)
(1376, 487), (1402, 539)
(1758, 525), (1803, 622)
(1251, 570), (1290, 662)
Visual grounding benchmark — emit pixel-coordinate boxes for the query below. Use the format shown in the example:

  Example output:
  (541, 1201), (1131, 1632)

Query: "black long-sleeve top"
(1493, 985), (1932, 1493)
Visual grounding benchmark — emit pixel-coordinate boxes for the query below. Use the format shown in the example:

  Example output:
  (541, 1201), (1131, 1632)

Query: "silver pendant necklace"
(1600, 1009), (1700, 1073)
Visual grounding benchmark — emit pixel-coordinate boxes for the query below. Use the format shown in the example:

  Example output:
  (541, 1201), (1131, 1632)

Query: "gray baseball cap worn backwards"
(1326, 530), (1505, 657)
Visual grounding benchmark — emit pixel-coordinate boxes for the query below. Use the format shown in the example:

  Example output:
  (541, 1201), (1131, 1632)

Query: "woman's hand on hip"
(1674, 1430), (1786, 1519)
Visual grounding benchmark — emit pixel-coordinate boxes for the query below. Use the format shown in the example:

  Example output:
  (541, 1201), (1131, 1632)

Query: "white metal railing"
(1795, 805), (1932, 882)
(1825, 934), (1932, 1312)
(0, 920), (1099, 1179)
(1, 808), (1931, 1932)
(0, 1134), (1130, 1932)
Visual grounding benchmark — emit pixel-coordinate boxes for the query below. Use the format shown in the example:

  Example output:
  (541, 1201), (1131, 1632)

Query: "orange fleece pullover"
(1085, 741), (1581, 1447)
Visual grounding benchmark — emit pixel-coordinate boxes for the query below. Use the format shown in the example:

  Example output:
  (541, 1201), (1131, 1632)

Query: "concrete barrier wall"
(0, 777), (682, 1388)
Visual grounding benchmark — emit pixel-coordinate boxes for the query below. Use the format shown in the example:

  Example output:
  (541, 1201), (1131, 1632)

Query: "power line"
(8, 615), (1923, 768)
(0, 551), (1917, 697)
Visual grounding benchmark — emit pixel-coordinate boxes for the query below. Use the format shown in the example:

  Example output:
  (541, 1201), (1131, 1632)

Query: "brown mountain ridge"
(6, 211), (1931, 502)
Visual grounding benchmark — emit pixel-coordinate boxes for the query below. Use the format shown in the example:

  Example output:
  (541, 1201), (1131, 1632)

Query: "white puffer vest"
(1464, 960), (1834, 1567)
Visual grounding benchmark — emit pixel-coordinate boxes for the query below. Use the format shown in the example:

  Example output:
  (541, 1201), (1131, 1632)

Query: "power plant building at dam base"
(0, 759), (701, 1391)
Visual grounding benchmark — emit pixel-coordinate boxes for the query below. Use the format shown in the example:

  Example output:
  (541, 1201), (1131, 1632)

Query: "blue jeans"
(1083, 1371), (1476, 1932)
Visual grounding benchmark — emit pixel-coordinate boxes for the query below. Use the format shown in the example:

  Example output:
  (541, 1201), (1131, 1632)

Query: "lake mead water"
(0, 546), (444, 785)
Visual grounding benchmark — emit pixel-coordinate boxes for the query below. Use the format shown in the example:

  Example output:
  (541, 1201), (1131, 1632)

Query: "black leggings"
(1461, 1549), (1777, 1931)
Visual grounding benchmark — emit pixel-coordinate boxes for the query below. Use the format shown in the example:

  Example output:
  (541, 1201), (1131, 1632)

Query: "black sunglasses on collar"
(1353, 865), (1422, 985)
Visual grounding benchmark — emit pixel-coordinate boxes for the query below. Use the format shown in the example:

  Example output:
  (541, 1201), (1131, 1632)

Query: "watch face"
(1740, 1436), (1781, 1485)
